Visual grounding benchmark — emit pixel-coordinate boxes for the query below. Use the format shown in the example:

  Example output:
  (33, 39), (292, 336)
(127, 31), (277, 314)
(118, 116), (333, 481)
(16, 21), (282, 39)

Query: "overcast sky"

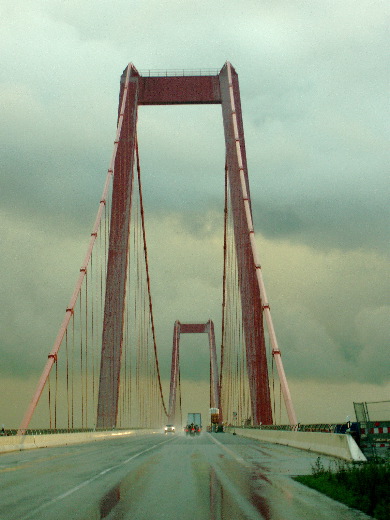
(1, 0), (389, 426)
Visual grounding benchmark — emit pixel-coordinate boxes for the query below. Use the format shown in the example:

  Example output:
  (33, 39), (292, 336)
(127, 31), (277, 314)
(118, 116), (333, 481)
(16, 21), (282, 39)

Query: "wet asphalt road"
(0, 431), (371, 520)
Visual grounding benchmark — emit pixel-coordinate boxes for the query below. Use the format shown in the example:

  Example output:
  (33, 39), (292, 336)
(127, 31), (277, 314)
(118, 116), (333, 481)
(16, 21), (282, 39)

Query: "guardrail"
(232, 422), (362, 445)
(229, 422), (389, 459)
(226, 425), (367, 461)
(0, 427), (151, 437)
(237, 424), (339, 432)
(357, 421), (390, 459)
(139, 69), (220, 77)
(0, 428), (158, 453)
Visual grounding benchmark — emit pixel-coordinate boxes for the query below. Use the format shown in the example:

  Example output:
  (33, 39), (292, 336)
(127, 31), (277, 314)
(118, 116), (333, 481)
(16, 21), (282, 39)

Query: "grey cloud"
(253, 196), (390, 254)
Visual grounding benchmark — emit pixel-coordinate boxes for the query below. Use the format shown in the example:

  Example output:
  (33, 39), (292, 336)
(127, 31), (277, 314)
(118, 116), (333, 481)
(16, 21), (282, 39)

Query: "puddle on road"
(99, 485), (121, 519)
(209, 464), (271, 520)
(95, 450), (272, 520)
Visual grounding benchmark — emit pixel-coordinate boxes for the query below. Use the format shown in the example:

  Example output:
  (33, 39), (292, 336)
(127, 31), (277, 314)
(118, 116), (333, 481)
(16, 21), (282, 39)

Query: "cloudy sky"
(1, 0), (389, 427)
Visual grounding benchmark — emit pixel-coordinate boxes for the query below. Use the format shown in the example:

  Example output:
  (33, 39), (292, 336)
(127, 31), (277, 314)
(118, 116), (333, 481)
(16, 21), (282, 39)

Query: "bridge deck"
(0, 432), (370, 520)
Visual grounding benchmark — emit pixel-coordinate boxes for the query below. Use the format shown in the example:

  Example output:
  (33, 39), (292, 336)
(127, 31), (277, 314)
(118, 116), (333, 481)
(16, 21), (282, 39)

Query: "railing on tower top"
(139, 69), (220, 77)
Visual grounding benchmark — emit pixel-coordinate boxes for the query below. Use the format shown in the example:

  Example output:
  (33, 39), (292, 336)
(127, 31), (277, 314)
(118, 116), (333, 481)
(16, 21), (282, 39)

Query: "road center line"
(20, 437), (174, 520)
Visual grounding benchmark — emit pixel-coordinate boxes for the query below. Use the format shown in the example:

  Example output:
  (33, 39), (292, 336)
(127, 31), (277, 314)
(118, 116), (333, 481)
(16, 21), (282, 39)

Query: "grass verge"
(294, 457), (389, 519)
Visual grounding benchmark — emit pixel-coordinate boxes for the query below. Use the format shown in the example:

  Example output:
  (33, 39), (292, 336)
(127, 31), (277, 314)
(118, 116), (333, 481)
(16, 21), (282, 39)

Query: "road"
(0, 431), (371, 520)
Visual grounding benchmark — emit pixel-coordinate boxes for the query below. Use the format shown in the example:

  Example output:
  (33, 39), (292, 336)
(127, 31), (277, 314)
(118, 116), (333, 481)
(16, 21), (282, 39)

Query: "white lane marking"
(20, 437), (174, 520)
(207, 432), (251, 467)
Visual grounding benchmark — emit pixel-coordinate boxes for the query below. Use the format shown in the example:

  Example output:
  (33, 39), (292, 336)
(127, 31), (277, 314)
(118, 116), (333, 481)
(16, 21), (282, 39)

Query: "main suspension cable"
(135, 137), (168, 417)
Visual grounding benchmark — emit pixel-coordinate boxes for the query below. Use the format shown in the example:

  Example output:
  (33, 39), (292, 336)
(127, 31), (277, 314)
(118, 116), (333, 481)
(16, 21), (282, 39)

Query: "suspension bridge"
(0, 63), (371, 520)
(17, 61), (296, 435)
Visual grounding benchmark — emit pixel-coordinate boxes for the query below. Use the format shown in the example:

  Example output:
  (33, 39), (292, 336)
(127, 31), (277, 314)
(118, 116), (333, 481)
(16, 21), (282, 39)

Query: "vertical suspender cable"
(220, 162), (229, 403)
(85, 271), (88, 428)
(48, 373), (52, 430)
(79, 293), (84, 429)
(55, 355), (58, 429)
(66, 328), (70, 430)
(91, 252), (96, 425)
(71, 311), (74, 429)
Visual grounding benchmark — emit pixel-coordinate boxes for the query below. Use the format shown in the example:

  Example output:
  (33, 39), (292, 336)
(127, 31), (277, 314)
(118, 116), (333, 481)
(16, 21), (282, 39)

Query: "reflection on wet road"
(0, 432), (371, 519)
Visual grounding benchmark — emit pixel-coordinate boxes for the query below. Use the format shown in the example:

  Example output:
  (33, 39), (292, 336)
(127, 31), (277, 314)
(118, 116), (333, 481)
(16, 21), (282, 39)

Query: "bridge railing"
(1, 427), (150, 437)
(235, 423), (339, 433)
(234, 422), (390, 457)
(239, 421), (389, 434)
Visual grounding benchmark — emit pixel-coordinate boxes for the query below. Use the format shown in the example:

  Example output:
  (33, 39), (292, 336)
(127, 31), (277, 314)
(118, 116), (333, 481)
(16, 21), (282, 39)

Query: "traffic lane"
(0, 432), (372, 520)
(208, 433), (371, 520)
(103, 432), (371, 520)
(210, 432), (334, 476)
(0, 433), (174, 520)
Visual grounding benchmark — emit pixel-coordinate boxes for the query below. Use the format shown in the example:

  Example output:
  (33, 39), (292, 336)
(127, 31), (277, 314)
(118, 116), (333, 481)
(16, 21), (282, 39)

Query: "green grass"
(294, 457), (390, 519)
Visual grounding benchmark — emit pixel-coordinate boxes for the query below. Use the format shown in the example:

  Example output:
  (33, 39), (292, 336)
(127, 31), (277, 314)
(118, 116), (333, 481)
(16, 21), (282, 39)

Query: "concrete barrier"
(227, 428), (367, 461)
(0, 429), (157, 453)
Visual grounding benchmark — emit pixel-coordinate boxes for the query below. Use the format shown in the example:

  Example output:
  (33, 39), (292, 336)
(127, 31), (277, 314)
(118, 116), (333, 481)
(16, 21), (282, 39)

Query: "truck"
(186, 413), (202, 435)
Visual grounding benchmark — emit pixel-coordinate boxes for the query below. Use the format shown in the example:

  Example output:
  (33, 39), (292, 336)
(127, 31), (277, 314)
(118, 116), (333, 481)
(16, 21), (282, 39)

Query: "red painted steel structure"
(168, 321), (220, 424)
(96, 62), (297, 429)
(18, 62), (297, 434)
(219, 65), (272, 425)
(96, 65), (139, 428)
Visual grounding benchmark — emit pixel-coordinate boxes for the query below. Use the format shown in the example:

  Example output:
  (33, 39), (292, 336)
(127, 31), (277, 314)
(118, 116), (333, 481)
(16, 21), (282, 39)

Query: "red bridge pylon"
(97, 62), (297, 428)
(168, 320), (220, 425)
(18, 62), (297, 434)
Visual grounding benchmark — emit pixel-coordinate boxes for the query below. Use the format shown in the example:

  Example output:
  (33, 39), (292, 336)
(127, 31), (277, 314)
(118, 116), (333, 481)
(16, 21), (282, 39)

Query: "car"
(164, 424), (175, 434)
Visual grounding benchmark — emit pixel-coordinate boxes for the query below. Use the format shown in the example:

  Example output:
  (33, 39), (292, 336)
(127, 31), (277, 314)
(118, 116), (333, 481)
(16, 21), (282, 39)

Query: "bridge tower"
(96, 62), (297, 428)
(167, 320), (220, 425)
